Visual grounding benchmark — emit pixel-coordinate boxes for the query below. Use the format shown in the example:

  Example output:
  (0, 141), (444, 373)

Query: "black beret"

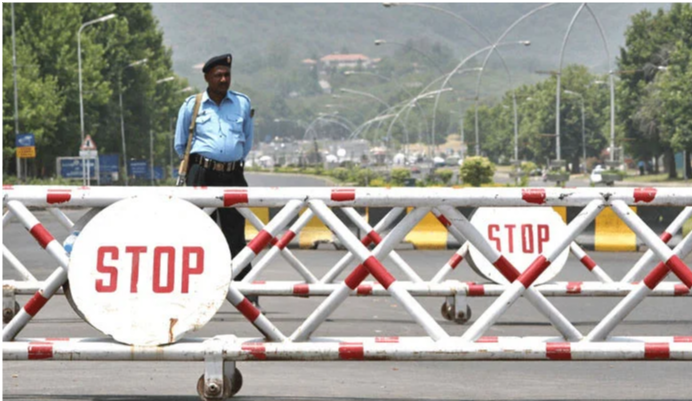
(202, 53), (232, 74)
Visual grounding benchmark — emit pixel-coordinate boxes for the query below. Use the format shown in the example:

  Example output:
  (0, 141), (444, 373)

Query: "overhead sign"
(16, 133), (36, 159)
(467, 207), (569, 285)
(67, 196), (232, 346)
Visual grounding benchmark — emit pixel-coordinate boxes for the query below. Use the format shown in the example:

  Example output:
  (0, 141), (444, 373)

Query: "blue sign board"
(16, 133), (35, 147)
(129, 160), (148, 178)
(99, 154), (120, 173)
(59, 158), (96, 179)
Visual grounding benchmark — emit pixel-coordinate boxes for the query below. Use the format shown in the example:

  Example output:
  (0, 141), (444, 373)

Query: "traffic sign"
(57, 157), (97, 179)
(16, 133), (36, 159)
(80, 134), (97, 150)
(67, 196), (232, 346)
(467, 207), (569, 285)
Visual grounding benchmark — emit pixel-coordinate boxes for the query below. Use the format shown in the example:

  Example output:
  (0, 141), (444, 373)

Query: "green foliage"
(520, 161), (538, 175)
(3, 4), (192, 179)
(435, 169), (454, 185)
(390, 168), (411, 186)
(329, 167), (350, 182)
(460, 156), (495, 187)
(353, 168), (379, 186)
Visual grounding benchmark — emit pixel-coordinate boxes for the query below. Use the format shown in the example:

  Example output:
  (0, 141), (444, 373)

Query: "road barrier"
(3, 185), (692, 400)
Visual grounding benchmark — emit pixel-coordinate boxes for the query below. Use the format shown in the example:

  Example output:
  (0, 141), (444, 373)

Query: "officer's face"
(205, 66), (231, 94)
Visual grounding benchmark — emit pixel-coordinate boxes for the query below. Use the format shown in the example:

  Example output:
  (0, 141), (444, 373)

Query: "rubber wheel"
(440, 302), (453, 321)
(196, 368), (242, 400)
(453, 305), (472, 324)
(3, 301), (21, 324)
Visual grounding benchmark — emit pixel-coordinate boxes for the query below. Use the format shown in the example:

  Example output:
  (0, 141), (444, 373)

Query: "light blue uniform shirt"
(175, 90), (253, 162)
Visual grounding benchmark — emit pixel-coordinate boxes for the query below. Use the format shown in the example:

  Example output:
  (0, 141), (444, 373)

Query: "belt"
(191, 154), (244, 172)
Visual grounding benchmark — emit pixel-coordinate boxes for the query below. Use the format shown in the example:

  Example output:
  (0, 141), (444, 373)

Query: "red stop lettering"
(96, 246), (119, 292)
(488, 224), (501, 251)
(182, 247), (204, 293)
(153, 247), (175, 293)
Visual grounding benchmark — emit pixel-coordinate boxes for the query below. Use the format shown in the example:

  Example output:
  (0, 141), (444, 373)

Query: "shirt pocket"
(195, 114), (212, 125)
(227, 116), (245, 142)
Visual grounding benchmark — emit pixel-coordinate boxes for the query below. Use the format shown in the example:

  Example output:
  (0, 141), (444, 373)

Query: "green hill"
(153, 3), (667, 89)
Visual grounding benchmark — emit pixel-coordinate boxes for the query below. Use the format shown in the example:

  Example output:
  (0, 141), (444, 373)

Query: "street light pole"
(119, 58), (148, 186)
(78, 13), (116, 185)
(564, 90), (586, 174)
(11, 3), (21, 181)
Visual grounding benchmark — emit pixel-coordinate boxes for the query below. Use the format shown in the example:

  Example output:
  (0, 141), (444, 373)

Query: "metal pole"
(78, 24), (85, 185)
(11, 3), (21, 182)
(118, 79), (129, 186)
(581, 96), (586, 174)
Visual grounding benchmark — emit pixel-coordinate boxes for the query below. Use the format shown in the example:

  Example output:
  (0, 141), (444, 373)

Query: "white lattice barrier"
(3, 185), (692, 399)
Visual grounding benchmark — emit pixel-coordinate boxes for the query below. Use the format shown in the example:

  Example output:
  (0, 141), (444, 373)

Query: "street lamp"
(78, 12), (116, 185)
(119, 58), (148, 186)
(374, 38), (444, 74)
(151, 76), (175, 185)
(564, 90), (587, 174)
(339, 88), (391, 109)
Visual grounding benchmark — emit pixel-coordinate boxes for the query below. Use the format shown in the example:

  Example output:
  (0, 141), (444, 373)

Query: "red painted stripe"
(24, 292), (49, 316)
(247, 230), (272, 254)
(276, 230), (296, 250)
(293, 284), (309, 296)
(28, 343), (53, 360)
(360, 235), (373, 247)
(338, 342), (364, 360)
(344, 264), (369, 290)
(665, 255), (692, 288)
(660, 231), (673, 244)
(517, 256), (551, 288)
(467, 284), (485, 296)
(269, 237), (278, 246)
(448, 253), (463, 269)
(375, 336), (399, 343)
(356, 284), (372, 296)
(644, 343), (670, 359)
(633, 187), (657, 203)
(223, 189), (249, 207)
(546, 343), (571, 360)
(368, 231), (382, 245)
(674, 336), (692, 343)
(236, 298), (261, 322)
(580, 255), (598, 271)
(436, 214), (451, 227)
(29, 224), (54, 249)
(476, 336), (498, 343)
(521, 188), (547, 205)
(331, 189), (356, 202)
(241, 343), (267, 360)
(566, 282), (582, 294)
(3, 185), (13, 190)
(493, 255), (519, 281)
(252, 280), (266, 284)
(674, 284), (689, 296)
(363, 256), (396, 290)
(46, 190), (71, 204)
(643, 262), (669, 290)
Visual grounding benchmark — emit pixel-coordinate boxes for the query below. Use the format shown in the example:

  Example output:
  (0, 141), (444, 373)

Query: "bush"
(369, 178), (387, 187)
(329, 167), (350, 182)
(354, 168), (379, 186)
(436, 169), (454, 185)
(390, 168), (411, 186)
(459, 156), (495, 187)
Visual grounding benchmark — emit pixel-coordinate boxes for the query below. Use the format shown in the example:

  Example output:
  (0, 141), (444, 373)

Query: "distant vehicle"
(590, 165), (604, 184)
(529, 168), (543, 177)
(410, 165), (421, 174)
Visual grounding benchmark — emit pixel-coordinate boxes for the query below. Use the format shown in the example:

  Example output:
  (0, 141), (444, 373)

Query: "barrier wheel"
(196, 373), (232, 401)
(3, 301), (20, 324)
(440, 301), (454, 321)
(229, 368), (243, 396)
(453, 305), (472, 324)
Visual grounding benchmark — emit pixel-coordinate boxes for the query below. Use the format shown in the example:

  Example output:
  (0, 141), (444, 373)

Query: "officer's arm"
(243, 103), (254, 160)
(174, 101), (191, 158)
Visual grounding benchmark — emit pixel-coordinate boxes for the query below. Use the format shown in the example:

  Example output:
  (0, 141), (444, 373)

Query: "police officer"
(174, 53), (256, 300)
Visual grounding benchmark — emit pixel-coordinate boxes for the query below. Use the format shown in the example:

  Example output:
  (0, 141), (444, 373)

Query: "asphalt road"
(3, 175), (691, 400)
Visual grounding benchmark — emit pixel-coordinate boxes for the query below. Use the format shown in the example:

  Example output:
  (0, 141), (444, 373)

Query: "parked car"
(590, 165), (604, 184)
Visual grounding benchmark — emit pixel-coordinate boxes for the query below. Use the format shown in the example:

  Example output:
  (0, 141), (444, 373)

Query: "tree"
(460, 156), (495, 187)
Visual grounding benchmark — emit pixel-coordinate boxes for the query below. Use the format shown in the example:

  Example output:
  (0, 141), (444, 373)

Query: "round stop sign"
(467, 207), (569, 285)
(68, 196), (232, 346)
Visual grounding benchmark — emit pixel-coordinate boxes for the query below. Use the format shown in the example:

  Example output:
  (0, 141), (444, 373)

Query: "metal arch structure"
(555, 3), (617, 164)
(4, 185), (692, 399)
(302, 115), (356, 142)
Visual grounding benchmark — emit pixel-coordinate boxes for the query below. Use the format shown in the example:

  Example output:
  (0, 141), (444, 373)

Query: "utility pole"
(12, 3), (21, 181)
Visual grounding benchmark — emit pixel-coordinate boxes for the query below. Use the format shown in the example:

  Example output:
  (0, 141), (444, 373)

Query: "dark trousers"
(186, 162), (252, 280)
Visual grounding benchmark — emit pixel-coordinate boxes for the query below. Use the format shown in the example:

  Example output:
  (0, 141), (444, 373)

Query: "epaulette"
(228, 90), (251, 104)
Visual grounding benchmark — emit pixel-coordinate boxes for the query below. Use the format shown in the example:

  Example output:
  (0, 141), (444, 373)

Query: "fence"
(3, 185), (692, 400)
